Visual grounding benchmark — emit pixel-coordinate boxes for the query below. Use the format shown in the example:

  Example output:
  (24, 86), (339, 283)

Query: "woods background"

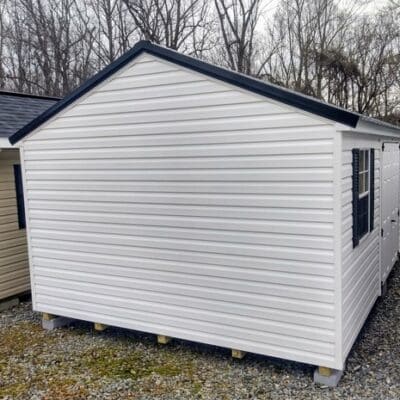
(0, 0), (399, 123)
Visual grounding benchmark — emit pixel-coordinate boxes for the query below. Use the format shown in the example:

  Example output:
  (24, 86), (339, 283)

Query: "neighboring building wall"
(341, 133), (381, 359)
(22, 53), (340, 367)
(0, 149), (29, 300)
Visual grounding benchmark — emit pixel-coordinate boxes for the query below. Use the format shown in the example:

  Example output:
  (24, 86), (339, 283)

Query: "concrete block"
(314, 367), (343, 387)
(42, 316), (74, 330)
(0, 297), (19, 312)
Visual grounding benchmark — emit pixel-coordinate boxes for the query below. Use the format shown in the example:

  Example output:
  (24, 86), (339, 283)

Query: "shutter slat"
(352, 149), (360, 247)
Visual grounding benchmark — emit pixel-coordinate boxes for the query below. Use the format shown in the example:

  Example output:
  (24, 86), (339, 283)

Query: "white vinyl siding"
(22, 54), (339, 367)
(341, 133), (381, 359)
(0, 149), (30, 300)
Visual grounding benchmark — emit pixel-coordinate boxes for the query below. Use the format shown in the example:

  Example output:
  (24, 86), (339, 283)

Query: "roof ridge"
(0, 89), (60, 101)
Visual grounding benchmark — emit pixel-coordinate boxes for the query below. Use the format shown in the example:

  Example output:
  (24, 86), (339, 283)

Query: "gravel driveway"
(0, 265), (399, 400)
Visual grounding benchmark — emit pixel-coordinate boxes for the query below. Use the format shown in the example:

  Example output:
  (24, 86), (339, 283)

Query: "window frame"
(352, 148), (374, 248)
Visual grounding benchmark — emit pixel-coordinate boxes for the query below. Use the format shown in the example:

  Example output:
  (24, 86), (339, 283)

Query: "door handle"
(391, 219), (397, 223)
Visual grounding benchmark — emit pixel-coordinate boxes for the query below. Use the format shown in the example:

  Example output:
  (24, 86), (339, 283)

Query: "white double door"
(381, 142), (400, 283)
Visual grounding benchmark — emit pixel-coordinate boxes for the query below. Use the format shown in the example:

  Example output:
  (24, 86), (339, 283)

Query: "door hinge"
(382, 143), (385, 151)
(398, 210), (399, 217)
(381, 228), (384, 237)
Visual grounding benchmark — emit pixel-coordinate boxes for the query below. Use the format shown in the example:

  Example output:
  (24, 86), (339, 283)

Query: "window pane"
(358, 195), (369, 238)
(359, 172), (367, 194)
(359, 151), (365, 172)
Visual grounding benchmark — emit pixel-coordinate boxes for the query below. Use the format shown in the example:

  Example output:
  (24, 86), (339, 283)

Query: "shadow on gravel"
(0, 264), (399, 399)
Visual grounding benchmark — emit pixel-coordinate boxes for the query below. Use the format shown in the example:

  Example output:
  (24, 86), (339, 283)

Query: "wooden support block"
(157, 335), (171, 345)
(42, 313), (56, 321)
(232, 349), (246, 359)
(94, 323), (108, 332)
(318, 366), (333, 377)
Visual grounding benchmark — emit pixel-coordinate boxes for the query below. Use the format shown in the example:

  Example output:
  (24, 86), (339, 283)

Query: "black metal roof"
(0, 91), (59, 139)
(8, 41), (400, 144)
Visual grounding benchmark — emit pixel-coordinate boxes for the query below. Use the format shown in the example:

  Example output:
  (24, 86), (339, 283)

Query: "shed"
(9, 41), (400, 385)
(0, 91), (57, 308)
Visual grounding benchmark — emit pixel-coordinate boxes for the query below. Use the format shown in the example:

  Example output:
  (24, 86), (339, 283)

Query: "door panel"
(381, 143), (400, 283)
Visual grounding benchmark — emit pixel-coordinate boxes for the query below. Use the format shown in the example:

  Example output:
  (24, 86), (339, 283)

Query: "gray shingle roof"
(0, 91), (59, 138)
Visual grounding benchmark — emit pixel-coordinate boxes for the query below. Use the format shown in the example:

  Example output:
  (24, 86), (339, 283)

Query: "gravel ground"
(0, 265), (399, 400)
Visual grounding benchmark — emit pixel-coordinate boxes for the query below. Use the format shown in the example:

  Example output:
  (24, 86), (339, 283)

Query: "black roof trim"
(0, 90), (60, 101)
(10, 40), (363, 144)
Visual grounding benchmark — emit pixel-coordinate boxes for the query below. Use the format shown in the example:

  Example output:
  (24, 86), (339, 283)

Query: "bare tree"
(214, 0), (262, 75)
(122, 0), (210, 55)
(87, 0), (137, 65)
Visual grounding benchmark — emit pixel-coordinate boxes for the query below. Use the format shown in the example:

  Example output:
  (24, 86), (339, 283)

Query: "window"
(352, 149), (375, 248)
(13, 164), (26, 229)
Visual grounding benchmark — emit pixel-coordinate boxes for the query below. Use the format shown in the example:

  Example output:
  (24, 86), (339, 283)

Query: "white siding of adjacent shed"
(341, 133), (381, 360)
(0, 149), (30, 300)
(22, 53), (339, 368)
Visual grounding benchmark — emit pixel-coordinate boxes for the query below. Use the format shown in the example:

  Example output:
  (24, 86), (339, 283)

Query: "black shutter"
(369, 149), (375, 231)
(352, 149), (360, 248)
(13, 165), (26, 229)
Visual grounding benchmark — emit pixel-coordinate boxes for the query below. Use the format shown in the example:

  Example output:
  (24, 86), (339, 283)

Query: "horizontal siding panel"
(0, 278), (30, 300)
(34, 276), (333, 329)
(30, 232), (334, 263)
(343, 278), (379, 356)
(0, 244), (28, 259)
(0, 235), (26, 250)
(25, 169), (332, 182)
(0, 260), (29, 276)
(0, 214), (17, 224)
(34, 267), (333, 316)
(0, 206), (16, 217)
(114, 59), (178, 77)
(24, 155), (333, 171)
(29, 219), (333, 250)
(27, 191), (333, 209)
(24, 129), (334, 150)
(32, 115), (329, 140)
(32, 258), (332, 302)
(24, 140), (333, 160)
(62, 81), (239, 107)
(33, 254), (333, 290)
(29, 210), (333, 236)
(33, 247), (333, 278)
(53, 102), (294, 129)
(34, 262), (332, 309)
(100, 70), (206, 92)
(35, 285), (334, 345)
(68, 91), (265, 117)
(26, 180), (334, 196)
(28, 201), (333, 223)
